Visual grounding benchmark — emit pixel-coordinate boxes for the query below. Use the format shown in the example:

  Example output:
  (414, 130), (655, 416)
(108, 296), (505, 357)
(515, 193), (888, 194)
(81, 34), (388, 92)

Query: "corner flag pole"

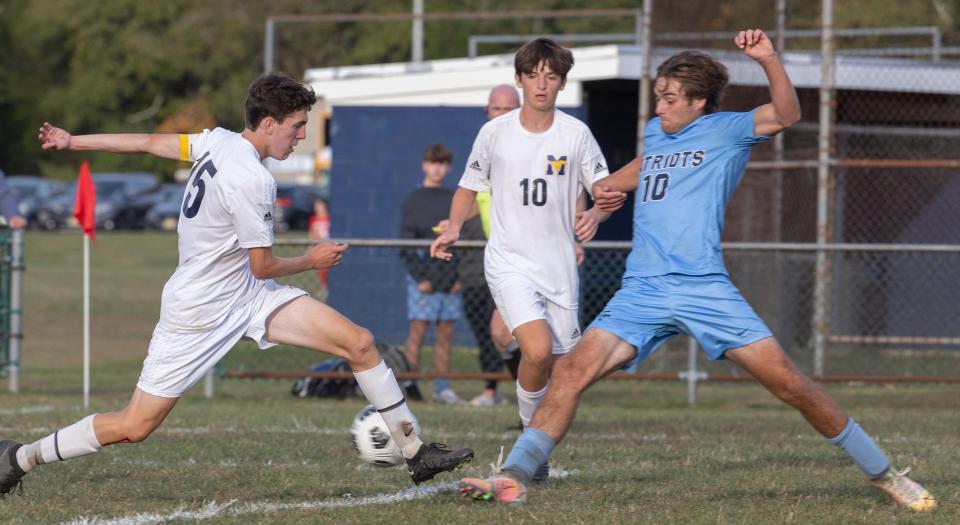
(83, 233), (90, 409)
(73, 161), (96, 409)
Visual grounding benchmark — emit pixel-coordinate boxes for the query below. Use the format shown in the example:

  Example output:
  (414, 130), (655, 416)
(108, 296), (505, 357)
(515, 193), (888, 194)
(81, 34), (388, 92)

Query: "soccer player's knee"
(552, 357), (590, 391)
(345, 328), (376, 363)
(523, 349), (552, 369)
(491, 324), (511, 346)
(122, 418), (159, 443)
(772, 374), (812, 406)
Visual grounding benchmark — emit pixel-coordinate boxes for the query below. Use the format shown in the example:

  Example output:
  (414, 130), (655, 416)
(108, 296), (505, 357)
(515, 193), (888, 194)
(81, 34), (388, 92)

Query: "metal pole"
(686, 337), (698, 405)
(813, 0), (834, 378)
(412, 0), (424, 63)
(932, 26), (942, 62)
(83, 234), (90, 409)
(637, 0), (653, 156)
(772, 0), (786, 242)
(204, 368), (215, 398)
(8, 229), (22, 394)
(264, 17), (275, 73)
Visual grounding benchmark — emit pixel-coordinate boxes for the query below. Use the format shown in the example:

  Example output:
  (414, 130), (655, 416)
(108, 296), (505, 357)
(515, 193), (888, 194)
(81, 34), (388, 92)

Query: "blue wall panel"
(327, 106), (487, 347)
(326, 105), (586, 348)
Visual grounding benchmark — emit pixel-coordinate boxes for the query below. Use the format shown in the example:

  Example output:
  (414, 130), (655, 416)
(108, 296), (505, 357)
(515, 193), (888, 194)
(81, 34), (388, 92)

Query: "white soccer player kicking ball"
(0, 73), (472, 498)
(431, 37), (624, 483)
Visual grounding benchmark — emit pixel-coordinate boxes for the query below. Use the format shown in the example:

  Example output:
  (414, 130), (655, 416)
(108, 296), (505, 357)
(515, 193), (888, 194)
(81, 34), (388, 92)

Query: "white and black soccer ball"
(350, 404), (420, 467)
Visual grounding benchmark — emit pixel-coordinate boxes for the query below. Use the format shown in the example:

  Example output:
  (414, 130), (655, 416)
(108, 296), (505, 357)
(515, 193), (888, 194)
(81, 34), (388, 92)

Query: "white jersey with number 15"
(160, 128), (276, 332)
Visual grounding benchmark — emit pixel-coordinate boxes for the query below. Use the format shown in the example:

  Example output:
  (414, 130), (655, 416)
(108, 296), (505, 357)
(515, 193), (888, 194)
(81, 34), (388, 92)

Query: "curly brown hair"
(245, 73), (317, 130)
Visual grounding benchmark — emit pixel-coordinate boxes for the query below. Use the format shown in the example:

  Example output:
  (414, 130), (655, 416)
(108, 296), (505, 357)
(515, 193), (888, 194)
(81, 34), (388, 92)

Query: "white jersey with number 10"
(458, 109), (610, 308)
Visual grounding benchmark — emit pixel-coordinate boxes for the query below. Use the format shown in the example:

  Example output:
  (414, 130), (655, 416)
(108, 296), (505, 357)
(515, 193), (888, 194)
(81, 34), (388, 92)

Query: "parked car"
(36, 172), (159, 230)
(144, 183), (187, 231)
(6, 176), (69, 228)
(274, 183), (326, 232)
(121, 183), (184, 230)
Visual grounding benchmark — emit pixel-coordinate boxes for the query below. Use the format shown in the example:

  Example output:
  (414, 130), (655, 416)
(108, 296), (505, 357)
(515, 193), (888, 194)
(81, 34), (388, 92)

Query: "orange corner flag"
(73, 161), (96, 241)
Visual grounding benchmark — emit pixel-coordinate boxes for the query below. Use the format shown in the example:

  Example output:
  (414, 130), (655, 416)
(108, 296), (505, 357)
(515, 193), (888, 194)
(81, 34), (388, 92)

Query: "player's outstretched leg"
(354, 359), (473, 484)
(0, 440), (26, 495)
(460, 329), (636, 505)
(264, 296), (475, 484)
(726, 338), (936, 512)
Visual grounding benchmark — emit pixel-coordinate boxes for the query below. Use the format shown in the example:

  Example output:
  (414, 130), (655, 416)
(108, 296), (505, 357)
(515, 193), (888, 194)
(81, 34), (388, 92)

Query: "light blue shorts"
(588, 273), (773, 368)
(406, 274), (462, 322)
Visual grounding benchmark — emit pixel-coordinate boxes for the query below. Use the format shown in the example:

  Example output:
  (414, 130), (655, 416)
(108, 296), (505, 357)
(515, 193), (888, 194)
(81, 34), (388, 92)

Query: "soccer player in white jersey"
(431, 38), (622, 480)
(458, 30), (936, 512)
(0, 73), (473, 497)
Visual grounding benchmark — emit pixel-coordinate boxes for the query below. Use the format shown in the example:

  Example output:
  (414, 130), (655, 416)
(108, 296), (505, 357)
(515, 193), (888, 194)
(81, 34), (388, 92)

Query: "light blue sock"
(501, 428), (555, 485)
(827, 418), (890, 479)
(434, 378), (449, 394)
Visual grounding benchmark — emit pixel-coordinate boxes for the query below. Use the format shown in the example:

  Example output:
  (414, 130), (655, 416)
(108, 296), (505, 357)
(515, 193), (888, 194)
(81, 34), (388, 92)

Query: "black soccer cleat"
(406, 442), (474, 485)
(0, 440), (26, 496)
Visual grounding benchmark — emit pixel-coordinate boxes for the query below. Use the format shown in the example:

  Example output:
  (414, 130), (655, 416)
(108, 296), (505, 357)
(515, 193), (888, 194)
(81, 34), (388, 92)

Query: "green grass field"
(2, 232), (958, 524)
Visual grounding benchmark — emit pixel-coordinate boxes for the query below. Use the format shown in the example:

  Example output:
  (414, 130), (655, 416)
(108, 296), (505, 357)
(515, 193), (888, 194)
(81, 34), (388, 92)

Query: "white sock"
(516, 381), (549, 427)
(17, 414), (102, 472)
(354, 360), (424, 459)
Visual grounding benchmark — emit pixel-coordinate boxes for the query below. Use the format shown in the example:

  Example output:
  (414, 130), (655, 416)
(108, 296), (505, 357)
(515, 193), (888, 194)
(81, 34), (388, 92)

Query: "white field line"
(0, 404), (56, 415)
(157, 425), (671, 443)
(1, 422), (930, 447)
(62, 469), (575, 525)
(1, 423), (671, 442)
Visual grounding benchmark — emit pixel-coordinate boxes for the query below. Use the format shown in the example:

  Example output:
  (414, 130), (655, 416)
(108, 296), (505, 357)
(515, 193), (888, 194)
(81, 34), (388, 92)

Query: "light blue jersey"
(625, 110), (768, 278)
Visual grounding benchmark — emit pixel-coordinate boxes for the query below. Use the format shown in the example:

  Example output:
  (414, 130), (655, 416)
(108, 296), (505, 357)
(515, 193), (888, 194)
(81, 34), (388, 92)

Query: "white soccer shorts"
(137, 281), (307, 398)
(488, 273), (581, 354)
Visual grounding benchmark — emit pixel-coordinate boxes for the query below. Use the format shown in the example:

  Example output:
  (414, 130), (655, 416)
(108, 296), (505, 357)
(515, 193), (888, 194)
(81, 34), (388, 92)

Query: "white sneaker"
(870, 467), (937, 512)
(433, 388), (466, 405)
(470, 392), (505, 407)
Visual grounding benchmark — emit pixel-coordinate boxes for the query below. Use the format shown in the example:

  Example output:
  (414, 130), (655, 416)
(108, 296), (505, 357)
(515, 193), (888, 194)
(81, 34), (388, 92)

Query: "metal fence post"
(636, 0), (653, 156)
(204, 367), (215, 398)
(412, 0), (424, 63)
(686, 337), (698, 405)
(264, 18), (275, 74)
(8, 229), (22, 393)
(813, 0), (835, 378)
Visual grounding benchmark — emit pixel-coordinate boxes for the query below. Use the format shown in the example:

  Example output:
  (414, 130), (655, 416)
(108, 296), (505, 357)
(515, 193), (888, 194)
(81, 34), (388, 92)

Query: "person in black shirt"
(399, 144), (464, 404)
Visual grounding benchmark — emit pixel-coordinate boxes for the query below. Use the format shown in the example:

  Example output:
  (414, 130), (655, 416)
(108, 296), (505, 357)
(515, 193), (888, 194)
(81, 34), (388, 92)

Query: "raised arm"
(734, 29), (801, 137)
(38, 122), (183, 160)
(430, 186), (477, 261)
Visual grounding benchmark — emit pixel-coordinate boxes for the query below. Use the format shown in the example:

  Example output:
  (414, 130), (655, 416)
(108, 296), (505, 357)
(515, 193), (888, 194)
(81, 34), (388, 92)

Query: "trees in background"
(1, 0), (956, 179)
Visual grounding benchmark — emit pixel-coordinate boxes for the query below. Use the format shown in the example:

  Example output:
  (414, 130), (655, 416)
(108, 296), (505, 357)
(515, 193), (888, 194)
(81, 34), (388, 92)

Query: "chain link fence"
(220, 1), (960, 388)
(219, 239), (960, 383)
(0, 230), (24, 393)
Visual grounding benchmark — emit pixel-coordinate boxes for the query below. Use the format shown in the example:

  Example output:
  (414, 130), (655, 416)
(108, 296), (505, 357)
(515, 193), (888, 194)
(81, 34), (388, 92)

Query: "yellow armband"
(178, 134), (190, 161)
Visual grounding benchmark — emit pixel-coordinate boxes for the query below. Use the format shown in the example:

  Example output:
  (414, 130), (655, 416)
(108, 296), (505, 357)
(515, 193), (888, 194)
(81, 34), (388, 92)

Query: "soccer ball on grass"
(350, 404), (420, 467)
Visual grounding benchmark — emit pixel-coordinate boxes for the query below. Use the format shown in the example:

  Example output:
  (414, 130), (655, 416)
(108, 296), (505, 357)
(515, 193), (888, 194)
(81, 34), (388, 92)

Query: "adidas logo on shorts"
(593, 162), (607, 174)
(570, 327), (581, 339)
(469, 160), (482, 171)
